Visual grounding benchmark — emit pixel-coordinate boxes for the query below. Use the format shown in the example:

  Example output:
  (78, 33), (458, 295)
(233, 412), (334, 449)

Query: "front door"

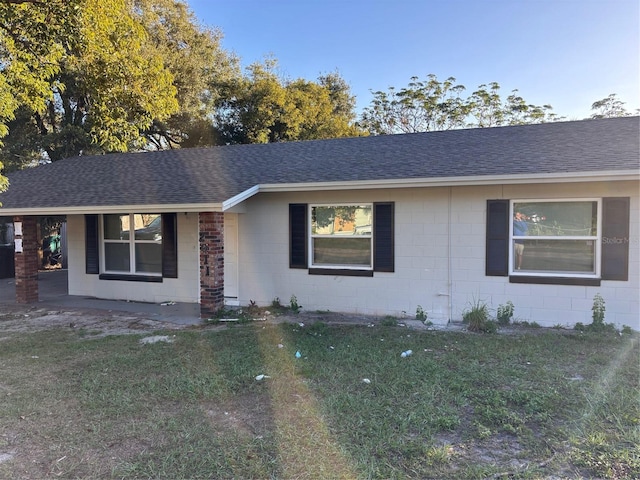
(224, 213), (239, 304)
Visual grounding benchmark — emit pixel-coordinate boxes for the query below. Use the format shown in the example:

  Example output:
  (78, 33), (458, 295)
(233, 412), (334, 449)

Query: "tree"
(216, 60), (365, 144)
(0, 0), (83, 188)
(360, 74), (468, 134)
(590, 93), (636, 119)
(0, 0), (182, 168)
(130, 0), (241, 149)
(360, 75), (561, 135)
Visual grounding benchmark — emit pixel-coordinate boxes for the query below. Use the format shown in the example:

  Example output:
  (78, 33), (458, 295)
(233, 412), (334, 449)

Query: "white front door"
(224, 213), (239, 303)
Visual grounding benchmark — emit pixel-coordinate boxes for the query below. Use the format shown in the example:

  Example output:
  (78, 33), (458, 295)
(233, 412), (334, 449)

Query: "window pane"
(134, 214), (162, 241)
(312, 206), (372, 235)
(513, 201), (597, 237)
(135, 243), (162, 273)
(313, 238), (371, 266)
(105, 243), (130, 271)
(515, 239), (595, 273)
(104, 215), (127, 240)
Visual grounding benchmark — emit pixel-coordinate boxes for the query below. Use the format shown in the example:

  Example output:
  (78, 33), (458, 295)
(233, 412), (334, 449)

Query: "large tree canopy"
(0, 0), (182, 169)
(359, 74), (564, 135)
(215, 60), (365, 144)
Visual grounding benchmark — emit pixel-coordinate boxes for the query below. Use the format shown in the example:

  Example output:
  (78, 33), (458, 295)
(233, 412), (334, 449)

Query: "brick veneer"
(13, 216), (39, 303)
(199, 212), (224, 318)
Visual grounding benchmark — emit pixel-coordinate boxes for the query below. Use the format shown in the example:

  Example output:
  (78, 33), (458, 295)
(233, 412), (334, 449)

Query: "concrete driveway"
(0, 269), (202, 326)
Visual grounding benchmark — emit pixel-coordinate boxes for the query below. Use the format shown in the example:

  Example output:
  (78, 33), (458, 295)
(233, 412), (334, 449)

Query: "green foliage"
(380, 315), (398, 326)
(496, 300), (514, 325)
(462, 298), (496, 333)
(591, 93), (637, 119)
(592, 293), (606, 325)
(0, 0), (182, 163)
(621, 325), (634, 335)
(289, 294), (301, 314)
(415, 305), (427, 322)
(216, 60), (365, 144)
(360, 74), (563, 135)
(576, 293), (617, 333)
(271, 297), (282, 308)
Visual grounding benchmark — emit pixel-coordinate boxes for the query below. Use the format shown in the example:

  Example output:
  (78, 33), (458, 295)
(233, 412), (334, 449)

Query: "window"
(86, 213), (177, 280)
(486, 197), (630, 285)
(103, 214), (162, 274)
(290, 203), (394, 275)
(511, 200), (599, 276)
(311, 205), (372, 268)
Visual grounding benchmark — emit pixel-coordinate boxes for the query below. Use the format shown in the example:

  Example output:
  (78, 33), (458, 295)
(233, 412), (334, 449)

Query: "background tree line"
(0, 0), (636, 191)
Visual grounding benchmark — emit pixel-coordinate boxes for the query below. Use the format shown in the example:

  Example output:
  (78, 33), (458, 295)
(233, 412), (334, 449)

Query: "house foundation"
(13, 215), (38, 303)
(199, 212), (224, 318)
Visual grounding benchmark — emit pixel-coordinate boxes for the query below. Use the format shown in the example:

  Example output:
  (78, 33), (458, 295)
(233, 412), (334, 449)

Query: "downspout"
(448, 186), (453, 323)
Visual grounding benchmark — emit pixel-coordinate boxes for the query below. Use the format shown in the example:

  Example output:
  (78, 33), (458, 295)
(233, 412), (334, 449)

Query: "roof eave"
(255, 170), (640, 193)
(0, 202), (223, 217)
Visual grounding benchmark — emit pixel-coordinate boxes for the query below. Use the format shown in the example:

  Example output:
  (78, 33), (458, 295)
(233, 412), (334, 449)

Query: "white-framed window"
(102, 214), (162, 275)
(310, 204), (373, 268)
(510, 199), (600, 277)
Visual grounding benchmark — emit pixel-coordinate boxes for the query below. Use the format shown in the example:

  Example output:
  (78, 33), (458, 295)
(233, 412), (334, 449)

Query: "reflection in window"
(311, 205), (372, 268)
(512, 201), (598, 276)
(103, 214), (162, 274)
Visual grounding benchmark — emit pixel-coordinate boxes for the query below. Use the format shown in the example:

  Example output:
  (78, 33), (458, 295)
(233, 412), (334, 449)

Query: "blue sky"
(185, 0), (639, 120)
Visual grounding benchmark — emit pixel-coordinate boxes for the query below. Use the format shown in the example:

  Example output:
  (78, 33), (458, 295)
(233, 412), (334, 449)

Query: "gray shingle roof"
(1, 116), (638, 211)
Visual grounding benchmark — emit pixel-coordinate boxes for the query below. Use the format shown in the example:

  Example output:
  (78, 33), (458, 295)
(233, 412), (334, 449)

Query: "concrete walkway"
(0, 270), (202, 326)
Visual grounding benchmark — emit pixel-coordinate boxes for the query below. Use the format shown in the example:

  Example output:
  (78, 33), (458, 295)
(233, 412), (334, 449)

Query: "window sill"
(99, 273), (163, 283)
(309, 268), (374, 277)
(509, 275), (600, 286)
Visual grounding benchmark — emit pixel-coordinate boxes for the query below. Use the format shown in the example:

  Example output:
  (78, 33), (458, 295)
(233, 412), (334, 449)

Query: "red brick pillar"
(13, 216), (39, 303)
(199, 212), (224, 318)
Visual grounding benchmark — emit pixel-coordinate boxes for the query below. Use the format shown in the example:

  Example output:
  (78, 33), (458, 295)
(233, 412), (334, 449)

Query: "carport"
(0, 269), (201, 326)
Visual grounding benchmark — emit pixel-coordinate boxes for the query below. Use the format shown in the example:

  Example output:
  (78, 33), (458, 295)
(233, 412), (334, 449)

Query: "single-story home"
(1, 116), (638, 328)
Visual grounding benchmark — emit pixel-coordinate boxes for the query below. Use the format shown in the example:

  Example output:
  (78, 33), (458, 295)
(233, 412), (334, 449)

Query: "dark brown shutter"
(601, 197), (629, 281)
(85, 214), (99, 274)
(373, 202), (394, 272)
(486, 200), (509, 276)
(162, 213), (178, 278)
(289, 204), (308, 268)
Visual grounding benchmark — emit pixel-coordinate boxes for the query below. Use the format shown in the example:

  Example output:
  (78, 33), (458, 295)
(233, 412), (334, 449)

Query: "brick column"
(199, 212), (224, 318)
(13, 216), (39, 303)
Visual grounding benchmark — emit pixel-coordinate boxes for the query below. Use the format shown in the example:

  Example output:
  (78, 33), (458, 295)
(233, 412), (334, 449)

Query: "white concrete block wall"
(236, 181), (639, 329)
(67, 213), (200, 303)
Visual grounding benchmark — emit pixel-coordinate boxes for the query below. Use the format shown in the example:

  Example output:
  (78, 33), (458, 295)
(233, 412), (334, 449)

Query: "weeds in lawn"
(380, 315), (398, 326)
(496, 300), (514, 325)
(0, 323), (637, 479)
(289, 295), (302, 314)
(462, 297), (497, 333)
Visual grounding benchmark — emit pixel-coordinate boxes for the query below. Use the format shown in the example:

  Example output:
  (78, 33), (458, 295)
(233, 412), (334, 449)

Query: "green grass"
(0, 323), (637, 479)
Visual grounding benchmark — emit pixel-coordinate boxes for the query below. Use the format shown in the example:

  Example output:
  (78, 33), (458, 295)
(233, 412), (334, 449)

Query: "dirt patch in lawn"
(0, 304), (194, 337)
(0, 303), (446, 338)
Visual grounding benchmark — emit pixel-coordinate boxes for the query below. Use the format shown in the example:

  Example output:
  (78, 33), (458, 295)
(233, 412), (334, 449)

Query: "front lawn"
(0, 321), (637, 479)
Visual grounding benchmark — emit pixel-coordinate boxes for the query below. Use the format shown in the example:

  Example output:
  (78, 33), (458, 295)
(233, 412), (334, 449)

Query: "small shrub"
(462, 298), (496, 333)
(578, 294), (617, 333)
(621, 325), (634, 335)
(271, 297), (282, 308)
(381, 316), (398, 326)
(415, 305), (427, 322)
(289, 295), (302, 314)
(496, 300), (514, 325)
(592, 293), (606, 326)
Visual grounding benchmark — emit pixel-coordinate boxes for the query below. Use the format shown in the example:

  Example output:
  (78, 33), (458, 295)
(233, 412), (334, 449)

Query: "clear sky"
(185, 0), (639, 120)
